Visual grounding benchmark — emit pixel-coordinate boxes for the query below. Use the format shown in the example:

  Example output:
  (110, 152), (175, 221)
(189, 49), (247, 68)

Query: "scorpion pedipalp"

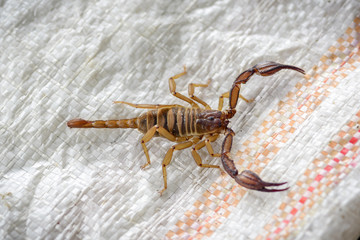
(228, 61), (306, 110)
(220, 61), (305, 192)
(221, 128), (289, 192)
(252, 61), (305, 76)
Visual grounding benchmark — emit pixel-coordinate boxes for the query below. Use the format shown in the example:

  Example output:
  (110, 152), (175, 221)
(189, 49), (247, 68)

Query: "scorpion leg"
(191, 135), (221, 168)
(228, 62), (305, 110)
(140, 126), (157, 169)
(221, 128), (289, 192)
(140, 125), (180, 169)
(114, 101), (183, 109)
(160, 137), (201, 195)
(218, 91), (253, 111)
(169, 66), (200, 108)
(188, 79), (211, 109)
(204, 134), (221, 157)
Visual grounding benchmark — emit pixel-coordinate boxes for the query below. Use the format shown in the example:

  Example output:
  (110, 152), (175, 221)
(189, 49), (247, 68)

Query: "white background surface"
(1, 1), (360, 239)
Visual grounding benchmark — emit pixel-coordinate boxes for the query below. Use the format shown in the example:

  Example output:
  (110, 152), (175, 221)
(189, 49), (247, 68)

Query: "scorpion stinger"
(220, 62), (305, 192)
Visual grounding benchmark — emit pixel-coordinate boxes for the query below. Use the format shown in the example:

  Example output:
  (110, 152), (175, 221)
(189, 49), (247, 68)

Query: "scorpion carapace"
(68, 62), (305, 194)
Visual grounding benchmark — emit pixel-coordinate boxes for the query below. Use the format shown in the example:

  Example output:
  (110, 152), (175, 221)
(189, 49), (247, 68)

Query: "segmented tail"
(67, 118), (138, 129)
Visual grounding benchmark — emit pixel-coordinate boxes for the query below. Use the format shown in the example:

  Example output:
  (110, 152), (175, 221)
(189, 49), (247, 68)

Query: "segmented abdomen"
(138, 107), (200, 137)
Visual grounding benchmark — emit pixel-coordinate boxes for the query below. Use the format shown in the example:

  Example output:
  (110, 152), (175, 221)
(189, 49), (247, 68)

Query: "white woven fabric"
(1, 1), (360, 239)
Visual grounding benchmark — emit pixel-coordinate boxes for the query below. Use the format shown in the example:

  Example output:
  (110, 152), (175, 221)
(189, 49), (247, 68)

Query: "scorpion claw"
(222, 129), (289, 192)
(254, 61), (306, 76)
(235, 170), (289, 192)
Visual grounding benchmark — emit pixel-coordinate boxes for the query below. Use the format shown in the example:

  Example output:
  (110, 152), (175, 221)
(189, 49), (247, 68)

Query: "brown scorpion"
(67, 62), (305, 194)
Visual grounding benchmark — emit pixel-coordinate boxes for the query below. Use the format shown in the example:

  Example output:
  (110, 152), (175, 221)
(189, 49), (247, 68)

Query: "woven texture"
(1, 1), (360, 239)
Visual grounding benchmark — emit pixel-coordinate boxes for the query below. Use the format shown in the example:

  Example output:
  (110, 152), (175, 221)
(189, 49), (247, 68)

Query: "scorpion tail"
(221, 128), (289, 192)
(67, 118), (138, 129)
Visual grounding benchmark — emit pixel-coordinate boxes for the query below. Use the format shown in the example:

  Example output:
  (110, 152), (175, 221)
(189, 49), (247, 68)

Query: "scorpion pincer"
(67, 62), (305, 194)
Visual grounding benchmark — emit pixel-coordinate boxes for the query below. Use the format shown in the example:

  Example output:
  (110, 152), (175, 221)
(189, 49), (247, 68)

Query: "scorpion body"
(68, 62), (305, 194)
(68, 107), (228, 137)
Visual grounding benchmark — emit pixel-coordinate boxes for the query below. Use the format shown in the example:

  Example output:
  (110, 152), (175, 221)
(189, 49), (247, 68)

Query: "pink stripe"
(350, 137), (358, 144)
(324, 165), (333, 172)
(299, 196), (307, 204)
(273, 129), (360, 237)
(340, 148), (349, 155)
(314, 174), (323, 181)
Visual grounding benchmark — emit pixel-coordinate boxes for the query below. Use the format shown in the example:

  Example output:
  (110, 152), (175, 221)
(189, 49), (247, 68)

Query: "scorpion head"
(195, 110), (229, 134)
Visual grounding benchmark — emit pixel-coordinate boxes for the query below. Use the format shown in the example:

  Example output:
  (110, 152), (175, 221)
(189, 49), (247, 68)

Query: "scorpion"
(67, 61), (305, 194)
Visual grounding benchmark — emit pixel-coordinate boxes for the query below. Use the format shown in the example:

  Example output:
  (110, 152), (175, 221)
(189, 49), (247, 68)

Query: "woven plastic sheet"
(1, 1), (360, 239)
